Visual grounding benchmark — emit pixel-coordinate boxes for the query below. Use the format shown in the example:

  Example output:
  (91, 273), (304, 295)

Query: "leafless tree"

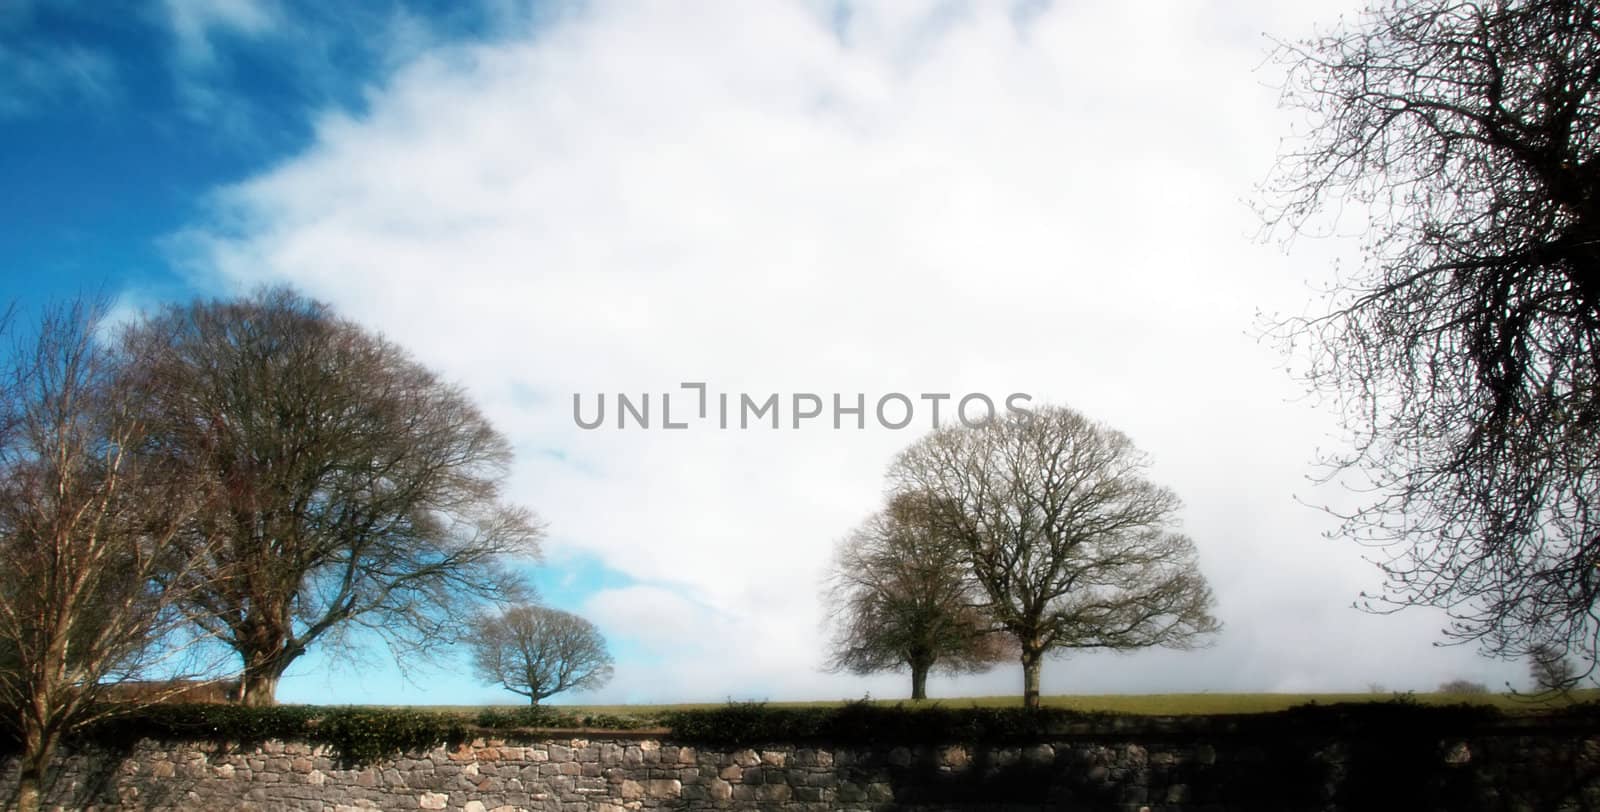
(1528, 642), (1579, 697)
(468, 604), (613, 705)
(889, 405), (1220, 709)
(1259, 1), (1600, 677)
(121, 287), (542, 706)
(1437, 679), (1491, 696)
(0, 301), (224, 812)
(823, 491), (1012, 700)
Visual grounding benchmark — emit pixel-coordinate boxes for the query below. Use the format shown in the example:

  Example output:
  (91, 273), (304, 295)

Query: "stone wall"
(3, 721), (1597, 810)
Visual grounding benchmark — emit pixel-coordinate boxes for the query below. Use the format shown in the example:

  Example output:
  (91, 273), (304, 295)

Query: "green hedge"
(473, 706), (656, 731)
(660, 701), (1116, 744)
(29, 703), (658, 766)
(657, 699), (1527, 745)
(77, 704), (471, 766)
(87, 703), (320, 747)
(7, 697), (1579, 768)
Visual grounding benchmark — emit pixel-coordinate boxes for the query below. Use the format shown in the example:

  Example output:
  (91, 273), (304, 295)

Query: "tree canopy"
(468, 604), (614, 705)
(123, 288), (542, 705)
(1262, 0), (1600, 677)
(823, 491), (1011, 700)
(889, 406), (1219, 709)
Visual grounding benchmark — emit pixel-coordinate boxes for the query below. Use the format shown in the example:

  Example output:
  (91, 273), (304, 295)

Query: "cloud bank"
(174, 0), (1529, 702)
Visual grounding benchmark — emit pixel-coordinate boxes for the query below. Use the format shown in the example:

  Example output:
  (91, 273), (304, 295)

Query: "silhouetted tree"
(823, 491), (1011, 700)
(468, 605), (613, 704)
(1261, 0), (1600, 677)
(123, 288), (542, 705)
(890, 405), (1220, 709)
(1528, 642), (1579, 696)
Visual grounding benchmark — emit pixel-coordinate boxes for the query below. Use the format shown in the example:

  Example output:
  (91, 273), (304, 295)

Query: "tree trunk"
(16, 725), (55, 812)
(910, 661), (930, 701)
(239, 672), (282, 707)
(16, 766), (42, 812)
(1021, 648), (1042, 710)
(238, 647), (297, 706)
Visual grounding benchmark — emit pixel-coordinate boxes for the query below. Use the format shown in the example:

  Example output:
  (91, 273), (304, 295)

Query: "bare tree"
(823, 491), (1012, 700)
(0, 302), (222, 812)
(1528, 642), (1579, 697)
(1437, 679), (1492, 696)
(468, 605), (613, 705)
(122, 288), (542, 705)
(889, 405), (1220, 709)
(1260, 1), (1600, 677)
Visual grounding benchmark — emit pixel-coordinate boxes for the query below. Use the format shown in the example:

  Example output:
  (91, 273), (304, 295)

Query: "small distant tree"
(823, 491), (1012, 700)
(1528, 643), (1578, 697)
(890, 405), (1220, 709)
(468, 605), (613, 705)
(0, 302), (223, 812)
(1437, 679), (1490, 696)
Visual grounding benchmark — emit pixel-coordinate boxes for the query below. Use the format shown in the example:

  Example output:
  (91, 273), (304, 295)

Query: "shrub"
(24, 696), (1520, 767)
(659, 701), (1110, 745)
(1437, 679), (1491, 695)
(85, 703), (319, 750)
(1269, 699), (1501, 733)
(316, 708), (470, 766)
(474, 706), (654, 731)
(69, 705), (462, 766)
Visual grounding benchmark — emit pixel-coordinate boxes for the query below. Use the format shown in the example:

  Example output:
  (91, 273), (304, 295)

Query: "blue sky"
(2, 0), (626, 705)
(1, 0), (528, 310)
(4, 0), (1536, 705)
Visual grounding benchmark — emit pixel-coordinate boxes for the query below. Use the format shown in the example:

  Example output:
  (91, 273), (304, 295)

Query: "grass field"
(416, 690), (1595, 719)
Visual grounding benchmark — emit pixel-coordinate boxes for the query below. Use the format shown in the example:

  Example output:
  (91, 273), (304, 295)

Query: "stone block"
(941, 745), (970, 769)
(645, 778), (682, 799)
(619, 779), (644, 800)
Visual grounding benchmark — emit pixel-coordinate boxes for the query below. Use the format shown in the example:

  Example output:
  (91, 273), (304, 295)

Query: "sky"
(2, 0), (1534, 705)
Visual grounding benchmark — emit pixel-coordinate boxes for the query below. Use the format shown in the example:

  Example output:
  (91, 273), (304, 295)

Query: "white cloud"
(162, 0), (279, 66)
(0, 40), (116, 116)
(178, 0), (1527, 703)
(584, 585), (720, 655)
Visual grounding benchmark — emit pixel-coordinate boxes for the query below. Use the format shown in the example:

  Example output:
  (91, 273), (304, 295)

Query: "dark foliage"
(663, 701), (1117, 745)
(313, 709), (472, 766)
(473, 706), (652, 731)
(59, 705), (466, 767)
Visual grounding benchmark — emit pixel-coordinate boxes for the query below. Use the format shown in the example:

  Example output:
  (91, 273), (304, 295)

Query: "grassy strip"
(430, 688), (1598, 719)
